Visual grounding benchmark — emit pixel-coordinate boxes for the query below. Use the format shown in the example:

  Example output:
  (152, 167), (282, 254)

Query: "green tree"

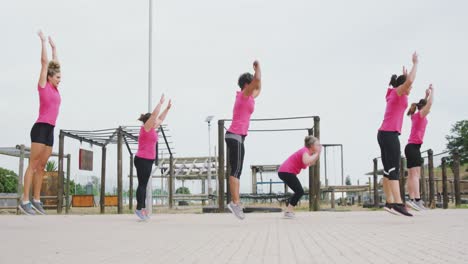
(176, 187), (191, 194)
(446, 120), (468, 165)
(345, 175), (352, 185)
(0, 167), (18, 193)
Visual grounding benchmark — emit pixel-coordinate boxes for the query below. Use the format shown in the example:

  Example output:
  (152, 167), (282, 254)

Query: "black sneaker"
(383, 203), (399, 215)
(392, 204), (413, 217)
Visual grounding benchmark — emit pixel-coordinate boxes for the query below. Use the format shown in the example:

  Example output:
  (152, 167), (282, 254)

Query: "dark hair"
(238, 72), (254, 90)
(407, 99), (427, 116)
(389, 74), (406, 88)
(138, 113), (151, 124)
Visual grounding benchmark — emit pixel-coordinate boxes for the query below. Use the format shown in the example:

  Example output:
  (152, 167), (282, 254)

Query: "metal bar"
(442, 157), (448, 209)
(220, 115), (318, 122)
(61, 131), (104, 147)
(100, 146), (106, 214)
(218, 120), (225, 212)
(169, 155), (174, 208)
(428, 149), (435, 208)
(248, 128), (309, 132)
(117, 128), (123, 214)
(373, 158), (379, 208)
(65, 154), (71, 214)
(129, 154), (134, 210)
(159, 127), (172, 156)
(57, 131), (65, 214)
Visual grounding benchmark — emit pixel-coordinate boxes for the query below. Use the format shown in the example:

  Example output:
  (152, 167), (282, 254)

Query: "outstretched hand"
(412, 51), (419, 64)
(253, 60), (260, 71)
(166, 99), (172, 110)
(38, 30), (46, 42)
(48, 36), (56, 49)
(159, 94), (165, 105)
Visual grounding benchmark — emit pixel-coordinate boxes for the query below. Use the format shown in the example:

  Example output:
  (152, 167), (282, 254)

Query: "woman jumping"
(19, 31), (61, 215)
(278, 136), (322, 219)
(405, 85), (433, 211)
(377, 52), (419, 217)
(134, 94), (172, 220)
(225, 60), (262, 220)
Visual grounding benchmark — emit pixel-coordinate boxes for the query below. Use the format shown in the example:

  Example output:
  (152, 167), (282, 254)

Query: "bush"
(0, 167), (18, 193)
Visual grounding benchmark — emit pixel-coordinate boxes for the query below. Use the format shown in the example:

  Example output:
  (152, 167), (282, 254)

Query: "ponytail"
(389, 74), (398, 87)
(407, 103), (417, 116)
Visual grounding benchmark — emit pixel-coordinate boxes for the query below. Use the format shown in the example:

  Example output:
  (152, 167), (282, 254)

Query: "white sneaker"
(283, 211), (295, 219)
(405, 200), (421, 211)
(415, 200), (427, 210)
(227, 202), (245, 220)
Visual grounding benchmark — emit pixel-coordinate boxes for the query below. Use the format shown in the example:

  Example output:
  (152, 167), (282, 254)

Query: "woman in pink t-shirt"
(404, 85), (433, 211)
(377, 52), (419, 217)
(134, 94), (172, 221)
(19, 31), (62, 216)
(278, 136), (322, 218)
(226, 60), (262, 220)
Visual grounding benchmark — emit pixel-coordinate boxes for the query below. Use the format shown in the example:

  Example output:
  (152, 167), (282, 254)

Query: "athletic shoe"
(142, 208), (151, 220)
(392, 204), (413, 217)
(227, 202), (245, 220)
(415, 200), (427, 210)
(405, 200), (421, 211)
(31, 200), (46, 215)
(18, 202), (36, 216)
(135, 209), (146, 221)
(283, 211), (295, 219)
(383, 203), (399, 215)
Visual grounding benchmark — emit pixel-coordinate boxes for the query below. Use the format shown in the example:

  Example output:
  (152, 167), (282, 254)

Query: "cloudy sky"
(1, 0), (467, 194)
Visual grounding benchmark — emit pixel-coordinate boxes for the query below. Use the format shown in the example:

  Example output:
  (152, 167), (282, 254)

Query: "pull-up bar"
(217, 115), (321, 212)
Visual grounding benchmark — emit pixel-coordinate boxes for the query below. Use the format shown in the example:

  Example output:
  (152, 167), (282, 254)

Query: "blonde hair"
(304, 136), (318, 148)
(47, 61), (61, 77)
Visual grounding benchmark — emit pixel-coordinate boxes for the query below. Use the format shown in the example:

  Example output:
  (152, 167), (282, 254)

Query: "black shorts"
(405, 143), (423, 169)
(30, 122), (55, 147)
(225, 131), (246, 179)
(377, 131), (401, 180)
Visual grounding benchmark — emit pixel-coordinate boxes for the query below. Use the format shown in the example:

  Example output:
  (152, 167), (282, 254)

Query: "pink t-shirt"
(379, 88), (408, 134)
(278, 147), (311, 175)
(36, 82), (61, 126)
(136, 126), (158, 160)
(227, 91), (255, 136)
(408, 112), (428, 144)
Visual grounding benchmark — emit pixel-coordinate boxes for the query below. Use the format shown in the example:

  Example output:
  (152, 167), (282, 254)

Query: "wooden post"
(65, 154), (71, 214)
(399, 157), (406, 203)
(117, 128), (123, 214)
(251, 167), (257, 194)
(217, 120), (225, 212)
(420, 159), (426, 202)
(169, 155), (174, 208)
(100, 146), (106, 214)
(331, 189), (335, 209)
(308, 116), (321, 211)
(57, 131), (65, 214)
(428, 149), (435, 208)
(441, 157), (448, 209)
(129, 154), (134, 210)
(226, 142), (231, 205)
(17, 145), (25, 215)
(373, 158), (379, 208)
(453, 151), (461, 207)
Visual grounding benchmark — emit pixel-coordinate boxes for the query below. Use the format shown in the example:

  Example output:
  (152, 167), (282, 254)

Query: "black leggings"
(225, 132), (246, 178)
(134, 156), (154, 210)
(278, 172), (304, 206)
(377, 131), (400, 180)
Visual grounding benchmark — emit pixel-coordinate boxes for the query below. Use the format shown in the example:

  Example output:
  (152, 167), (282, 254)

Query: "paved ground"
(1, 209), (467, 264)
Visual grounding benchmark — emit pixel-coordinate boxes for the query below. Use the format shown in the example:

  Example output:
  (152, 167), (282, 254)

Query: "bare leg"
(412, 167), (421, 199)
(229, 176), (240, 204)
(383, 177), (393, 203)
(22, 143), (46, 202)
(390, 180), (403, 204)
(33, 146), (52, 200)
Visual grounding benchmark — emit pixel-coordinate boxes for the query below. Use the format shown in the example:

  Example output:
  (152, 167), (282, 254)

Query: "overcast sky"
(1, 0), (467, 194)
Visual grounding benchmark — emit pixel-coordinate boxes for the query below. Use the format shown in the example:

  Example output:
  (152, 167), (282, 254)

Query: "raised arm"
(397, 52), (418, 96)
(243, 60), (262, 98)
(154, 100), (172, 129)
(38, 31), (49, 88)
(420, 84), (433, 117)
(144, 94), (165, 131)
(302, 145), (322, 167)
(48, 36), (58, 62)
